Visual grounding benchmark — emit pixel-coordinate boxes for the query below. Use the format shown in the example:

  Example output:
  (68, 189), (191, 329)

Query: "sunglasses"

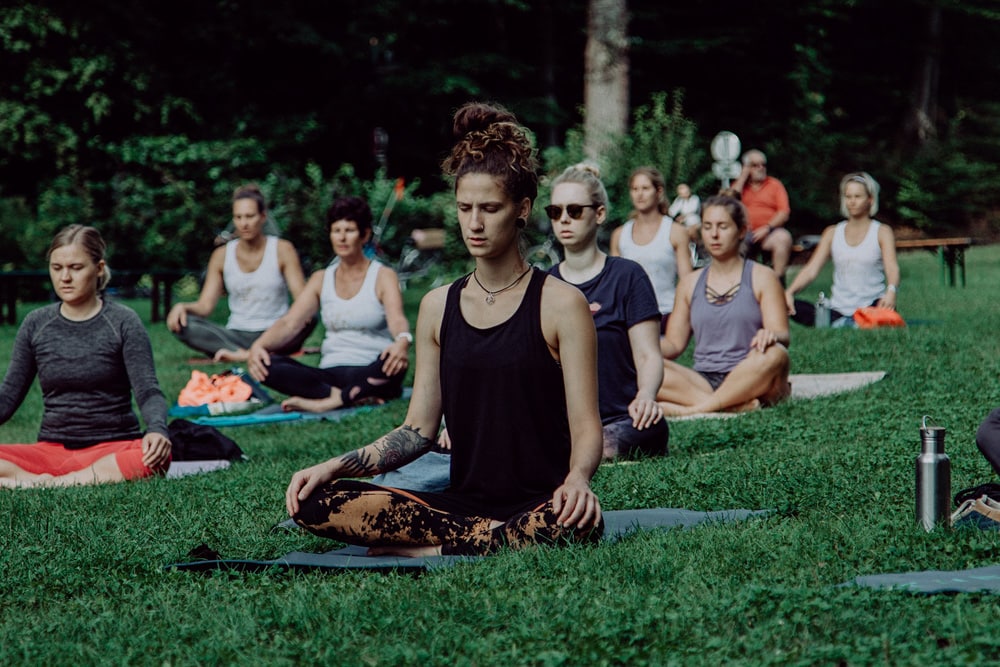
(544, 203), (598, 220)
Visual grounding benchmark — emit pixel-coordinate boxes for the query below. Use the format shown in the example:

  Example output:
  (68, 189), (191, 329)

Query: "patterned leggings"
(293, 479), (603, 556)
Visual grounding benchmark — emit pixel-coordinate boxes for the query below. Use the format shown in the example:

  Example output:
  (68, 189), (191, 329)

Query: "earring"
(515, 217), (526, 229)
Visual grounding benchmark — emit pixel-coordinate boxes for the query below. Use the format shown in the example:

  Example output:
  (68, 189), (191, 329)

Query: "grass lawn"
(2, 246), (1000, 665)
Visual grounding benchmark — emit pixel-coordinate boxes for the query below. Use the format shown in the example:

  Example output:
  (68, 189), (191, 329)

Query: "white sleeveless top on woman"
(319, 259), (392, 367)
(617, 217), (678, 314)
(829, 221), (886, 316)
(223, 236), (290, 331)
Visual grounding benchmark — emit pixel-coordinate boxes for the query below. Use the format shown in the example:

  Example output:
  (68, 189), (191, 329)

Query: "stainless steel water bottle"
(915, 416), (950, 531)
(815, 292), (831, 328)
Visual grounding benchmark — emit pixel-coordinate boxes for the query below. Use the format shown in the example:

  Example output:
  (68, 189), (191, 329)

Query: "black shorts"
(697, 370), (730, 391)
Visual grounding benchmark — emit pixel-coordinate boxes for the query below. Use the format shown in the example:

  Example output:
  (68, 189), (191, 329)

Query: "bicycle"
(364, 179), (448, 290)
(396, 228), (447, 291)
(523, 219), (561, 269)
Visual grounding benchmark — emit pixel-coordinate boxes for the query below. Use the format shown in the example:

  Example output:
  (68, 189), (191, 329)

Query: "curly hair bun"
(451, 102), (519, 140)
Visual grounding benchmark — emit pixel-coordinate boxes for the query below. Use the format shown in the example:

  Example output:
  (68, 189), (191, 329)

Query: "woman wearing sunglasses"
(609, 166), (694, 332)
(546, 163), (669, 459)
(656, 193), (790, 416)
(784, 172), (899, 327)
(282, 102), (603, 556)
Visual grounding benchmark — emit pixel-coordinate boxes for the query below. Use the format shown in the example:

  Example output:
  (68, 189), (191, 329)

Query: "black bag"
(168, 419), (247, 461)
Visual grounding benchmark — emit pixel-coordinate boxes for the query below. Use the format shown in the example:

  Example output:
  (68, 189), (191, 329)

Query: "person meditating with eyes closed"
(283, 102), (604, 556)
(656, 194), (790, 416)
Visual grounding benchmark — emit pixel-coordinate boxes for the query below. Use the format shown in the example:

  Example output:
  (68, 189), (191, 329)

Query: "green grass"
(2, 248), (1000, 665)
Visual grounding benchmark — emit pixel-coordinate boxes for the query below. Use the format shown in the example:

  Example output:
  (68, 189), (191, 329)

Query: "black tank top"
(439, 268), (571, 518)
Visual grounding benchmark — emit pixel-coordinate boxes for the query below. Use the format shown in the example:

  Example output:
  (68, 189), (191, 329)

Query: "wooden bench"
(788, 235), (973, 287)
(895, 237), (973, 287)
(0, 269), (188, 325)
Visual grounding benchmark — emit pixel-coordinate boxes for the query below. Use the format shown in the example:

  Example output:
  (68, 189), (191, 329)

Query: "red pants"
(0, 439), (159, 480)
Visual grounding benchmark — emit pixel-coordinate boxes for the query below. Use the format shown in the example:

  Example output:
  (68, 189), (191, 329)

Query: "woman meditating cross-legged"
(283, 102), (604, 557)
(247, 196), (410, 413)
(547, 163), (669, 460)
(0, 225), (171, 488)
(167, 183), (313, 362)
(784, 172), (900, 327)
(657, 194), (791, 416)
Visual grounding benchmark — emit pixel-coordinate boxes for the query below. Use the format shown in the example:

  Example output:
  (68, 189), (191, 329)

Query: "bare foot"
(281, 392), (344, 413)
(658, 400), (697, 417)
(725, 398), (762, 414)
(658, 398), (761, 417)
(213, 348), (249, 363)
(0, 472), (54, 489)
(366, 544), (443, 557)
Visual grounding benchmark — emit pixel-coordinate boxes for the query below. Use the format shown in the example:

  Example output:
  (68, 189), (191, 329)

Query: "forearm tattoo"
(338, 425), (433, 476)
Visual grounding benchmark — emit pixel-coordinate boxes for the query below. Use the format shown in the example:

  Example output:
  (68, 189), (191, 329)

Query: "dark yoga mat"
(165, 507), (773, 574)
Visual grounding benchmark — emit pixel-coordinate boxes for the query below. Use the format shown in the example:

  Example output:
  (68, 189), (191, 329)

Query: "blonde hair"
(839, 171), (880, 217)
(48, 225), (112, 291)
(551, 162), (609, 213)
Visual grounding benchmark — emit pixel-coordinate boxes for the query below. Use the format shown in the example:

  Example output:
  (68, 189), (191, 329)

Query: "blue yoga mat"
(189, 388), (413, 427)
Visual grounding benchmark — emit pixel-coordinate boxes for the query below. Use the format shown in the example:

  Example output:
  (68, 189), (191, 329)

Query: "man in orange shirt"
(731, 149), (793, 280)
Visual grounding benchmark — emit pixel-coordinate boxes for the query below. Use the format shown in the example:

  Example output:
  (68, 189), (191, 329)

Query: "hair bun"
(451, 102), (518, 139)
(570, 162), (602, 179)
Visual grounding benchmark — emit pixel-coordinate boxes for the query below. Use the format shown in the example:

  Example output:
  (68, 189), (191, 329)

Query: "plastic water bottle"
(915, 416), (951, 531)
(815, 292), (831, 328)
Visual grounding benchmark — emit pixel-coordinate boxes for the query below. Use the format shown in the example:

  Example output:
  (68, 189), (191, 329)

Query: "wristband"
(396, 332), (413, 343)
(887, 284), (898, 293)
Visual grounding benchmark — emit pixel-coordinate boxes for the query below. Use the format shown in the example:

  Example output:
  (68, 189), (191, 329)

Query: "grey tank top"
(690, 260), (763, 373)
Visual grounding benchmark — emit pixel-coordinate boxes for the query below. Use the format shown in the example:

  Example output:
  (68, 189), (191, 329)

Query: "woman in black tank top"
(282, 102), (604, 557)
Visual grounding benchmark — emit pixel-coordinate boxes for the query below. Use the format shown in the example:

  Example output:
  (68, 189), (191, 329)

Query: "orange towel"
(178, 371), (253, 407)
(853, 306), (906, 329)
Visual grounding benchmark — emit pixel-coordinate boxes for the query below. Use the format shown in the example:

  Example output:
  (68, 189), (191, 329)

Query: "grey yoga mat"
(841, 564), (1000, 595)
(166, 507), (773, 573)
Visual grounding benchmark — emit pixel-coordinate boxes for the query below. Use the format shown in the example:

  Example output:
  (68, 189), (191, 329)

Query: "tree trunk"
(584, 0), (629, 162)
(905, 4), (942, 144)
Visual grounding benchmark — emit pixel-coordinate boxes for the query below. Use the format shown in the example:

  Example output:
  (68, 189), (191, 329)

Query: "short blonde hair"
(839, 172), (880, 217)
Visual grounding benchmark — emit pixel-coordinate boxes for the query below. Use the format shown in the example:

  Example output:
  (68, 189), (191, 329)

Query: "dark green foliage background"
(2, 1), (1000, 274)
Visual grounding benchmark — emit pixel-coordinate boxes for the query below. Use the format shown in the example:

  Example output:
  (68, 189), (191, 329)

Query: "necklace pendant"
(485, 293), (496, 305)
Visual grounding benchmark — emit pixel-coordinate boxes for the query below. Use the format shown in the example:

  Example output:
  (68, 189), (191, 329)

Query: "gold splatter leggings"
(292, 479), (603, 556)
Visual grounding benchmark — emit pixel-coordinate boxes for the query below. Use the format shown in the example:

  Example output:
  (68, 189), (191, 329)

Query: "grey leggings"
(173, 315), (316, 357)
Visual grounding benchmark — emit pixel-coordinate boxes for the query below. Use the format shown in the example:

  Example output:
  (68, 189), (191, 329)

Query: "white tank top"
(829, 221), (886, 316)
(617, 217), (678, 314)
(223, 236), (290, 331)
(320, 259), (392, 367)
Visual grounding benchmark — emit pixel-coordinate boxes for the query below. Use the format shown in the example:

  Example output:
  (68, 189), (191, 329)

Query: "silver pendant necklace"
(472, 267), (531, 305)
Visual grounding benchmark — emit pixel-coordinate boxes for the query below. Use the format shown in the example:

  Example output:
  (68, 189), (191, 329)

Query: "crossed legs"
(293, 479), (603, 556)
(264, 356), (403, 413)
(657, 344), (790, 416)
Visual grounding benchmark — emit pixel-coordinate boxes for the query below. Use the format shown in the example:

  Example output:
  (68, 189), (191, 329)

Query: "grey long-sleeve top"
(0, 300), (168, 447)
